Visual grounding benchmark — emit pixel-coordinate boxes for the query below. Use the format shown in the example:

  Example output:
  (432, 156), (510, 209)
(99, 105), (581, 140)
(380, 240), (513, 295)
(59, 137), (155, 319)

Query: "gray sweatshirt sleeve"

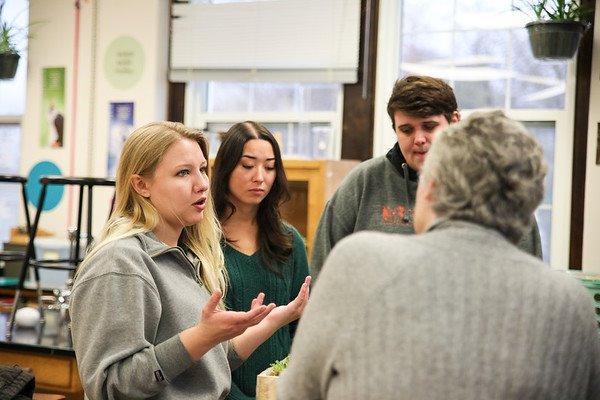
(71, 250), (194, 399)
(310, 174), (360, 278)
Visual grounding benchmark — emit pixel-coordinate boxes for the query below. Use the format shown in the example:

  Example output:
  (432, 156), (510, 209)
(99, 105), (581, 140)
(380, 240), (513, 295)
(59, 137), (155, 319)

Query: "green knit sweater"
(224, 225), (309, 400)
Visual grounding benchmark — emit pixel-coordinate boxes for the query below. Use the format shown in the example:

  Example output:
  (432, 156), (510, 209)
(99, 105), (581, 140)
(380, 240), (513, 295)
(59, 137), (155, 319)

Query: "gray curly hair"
(420, 110), (547, 243)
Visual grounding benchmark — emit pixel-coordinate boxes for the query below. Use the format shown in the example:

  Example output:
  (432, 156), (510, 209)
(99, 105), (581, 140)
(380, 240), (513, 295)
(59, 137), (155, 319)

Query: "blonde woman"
(70, 122), (310, 400)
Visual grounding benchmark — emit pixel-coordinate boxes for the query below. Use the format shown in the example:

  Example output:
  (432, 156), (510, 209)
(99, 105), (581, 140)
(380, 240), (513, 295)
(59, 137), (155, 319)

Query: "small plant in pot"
(256, 355), (289, 400)
(515, 0), (592, 60)
(0, 2), (25, 80)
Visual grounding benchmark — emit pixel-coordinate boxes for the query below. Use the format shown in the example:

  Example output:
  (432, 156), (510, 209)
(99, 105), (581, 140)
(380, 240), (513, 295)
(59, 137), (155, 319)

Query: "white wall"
(581, 3), (600, 273)
(21, 0), (169, 239)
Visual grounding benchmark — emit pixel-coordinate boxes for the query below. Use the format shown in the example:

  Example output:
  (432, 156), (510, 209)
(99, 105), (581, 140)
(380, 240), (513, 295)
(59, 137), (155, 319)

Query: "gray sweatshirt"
(70, 232), (241, 400)
(281, 219), (600, 400)
(310, 149), (543, 276)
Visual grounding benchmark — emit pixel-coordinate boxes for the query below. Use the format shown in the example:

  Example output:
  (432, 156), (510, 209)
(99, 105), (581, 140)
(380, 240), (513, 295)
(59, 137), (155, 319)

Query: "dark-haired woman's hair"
(212, 121), (292, 273)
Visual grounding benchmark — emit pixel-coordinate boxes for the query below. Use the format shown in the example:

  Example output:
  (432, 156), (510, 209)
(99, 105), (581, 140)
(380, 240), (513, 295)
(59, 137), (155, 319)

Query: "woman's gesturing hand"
(199, 290), (276, 343)
(264, 276), (311, 328)
(181, 290), (276, 361)
(228, 276), (311, 360)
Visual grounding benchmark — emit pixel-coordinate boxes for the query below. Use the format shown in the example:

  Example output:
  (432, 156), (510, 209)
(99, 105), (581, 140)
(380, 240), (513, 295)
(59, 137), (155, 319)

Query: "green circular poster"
(104, 36), (144, 90)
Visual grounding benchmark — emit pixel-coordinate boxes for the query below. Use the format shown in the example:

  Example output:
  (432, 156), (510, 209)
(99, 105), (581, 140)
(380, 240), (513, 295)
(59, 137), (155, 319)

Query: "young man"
(310, 75), (542, 276)
(280, 111), (600, 400)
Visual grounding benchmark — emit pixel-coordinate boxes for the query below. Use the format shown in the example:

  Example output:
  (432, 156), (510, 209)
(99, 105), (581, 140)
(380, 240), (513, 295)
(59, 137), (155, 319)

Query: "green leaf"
(269, 355), (290, 376)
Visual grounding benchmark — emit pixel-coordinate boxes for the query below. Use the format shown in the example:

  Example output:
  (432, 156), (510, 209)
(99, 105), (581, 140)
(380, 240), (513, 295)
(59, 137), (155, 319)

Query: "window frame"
(373, 0), (577, 267)
(184, 82), (345, 159)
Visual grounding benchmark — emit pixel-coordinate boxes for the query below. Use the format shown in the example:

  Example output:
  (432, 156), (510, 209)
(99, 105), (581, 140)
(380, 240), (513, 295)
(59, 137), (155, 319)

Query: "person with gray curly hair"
(278, 111), (600, 400)
(415, 110), (546, 243)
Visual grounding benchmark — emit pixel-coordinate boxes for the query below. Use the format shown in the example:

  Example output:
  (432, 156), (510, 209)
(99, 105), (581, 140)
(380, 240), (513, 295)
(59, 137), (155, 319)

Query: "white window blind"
(170, 0), (361, 83)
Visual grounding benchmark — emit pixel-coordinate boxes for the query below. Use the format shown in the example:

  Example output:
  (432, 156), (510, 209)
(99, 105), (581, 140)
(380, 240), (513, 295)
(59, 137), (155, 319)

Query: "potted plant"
(515, 0), (592, 60)
(256, 356), (289, 400)
(0, 2), (24, 80)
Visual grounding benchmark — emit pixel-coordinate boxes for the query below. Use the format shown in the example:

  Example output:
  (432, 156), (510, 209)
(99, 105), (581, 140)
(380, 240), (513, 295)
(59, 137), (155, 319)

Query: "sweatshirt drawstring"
(401, 163), (411, 223)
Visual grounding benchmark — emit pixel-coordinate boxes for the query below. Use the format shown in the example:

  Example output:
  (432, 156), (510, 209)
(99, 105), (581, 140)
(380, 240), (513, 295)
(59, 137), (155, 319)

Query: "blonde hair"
(79, 121), (227, 298)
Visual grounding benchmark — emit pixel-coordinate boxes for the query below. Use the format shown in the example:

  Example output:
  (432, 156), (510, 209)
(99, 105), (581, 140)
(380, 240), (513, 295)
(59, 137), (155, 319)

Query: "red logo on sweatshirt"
(382, 205), (412, 226)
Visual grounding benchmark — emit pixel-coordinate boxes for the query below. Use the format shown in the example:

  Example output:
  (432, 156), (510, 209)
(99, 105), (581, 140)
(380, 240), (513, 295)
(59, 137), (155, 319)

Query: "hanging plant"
(0, 2), (29, 80)
(514, 0), (592, 60)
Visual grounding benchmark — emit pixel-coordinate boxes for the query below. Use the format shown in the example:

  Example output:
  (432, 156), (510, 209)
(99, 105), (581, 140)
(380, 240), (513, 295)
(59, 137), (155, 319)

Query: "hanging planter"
(514, 0), (592, 61)
(525, 20), (588, 60)
(0, 52), (20, 79)
(1, 2), (30, 80)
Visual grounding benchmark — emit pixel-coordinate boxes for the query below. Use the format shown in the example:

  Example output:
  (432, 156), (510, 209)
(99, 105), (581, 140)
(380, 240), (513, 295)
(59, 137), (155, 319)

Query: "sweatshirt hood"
(386, 142), (419, 182)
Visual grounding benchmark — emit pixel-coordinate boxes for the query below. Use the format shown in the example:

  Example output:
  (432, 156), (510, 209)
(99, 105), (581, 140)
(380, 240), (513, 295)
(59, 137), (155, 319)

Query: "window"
(0, 0), (28, 245)
(173, 0), (358, 159)
(374, 0), (575, 266)
(185, 81), (343, 159)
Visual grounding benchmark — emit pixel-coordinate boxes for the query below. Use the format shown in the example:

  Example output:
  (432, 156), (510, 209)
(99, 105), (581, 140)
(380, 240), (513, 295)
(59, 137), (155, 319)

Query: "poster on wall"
(40, 67), (66, 148)
(107, 102), (135, 177)
(104, 36), (145, 90)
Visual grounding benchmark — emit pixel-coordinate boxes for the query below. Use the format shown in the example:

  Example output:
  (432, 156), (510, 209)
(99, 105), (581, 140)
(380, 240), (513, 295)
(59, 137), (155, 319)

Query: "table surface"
(0, 311), (74, 356)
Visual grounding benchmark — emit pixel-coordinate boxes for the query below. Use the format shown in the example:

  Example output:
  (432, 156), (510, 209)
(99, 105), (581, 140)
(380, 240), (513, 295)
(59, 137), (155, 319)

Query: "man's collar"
(385, 142), (419, 182)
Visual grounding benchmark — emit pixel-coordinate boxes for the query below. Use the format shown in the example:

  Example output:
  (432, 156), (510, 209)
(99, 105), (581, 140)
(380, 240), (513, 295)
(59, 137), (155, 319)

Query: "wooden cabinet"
(0, 348), (83, 399)
(279, 160), (359, 257)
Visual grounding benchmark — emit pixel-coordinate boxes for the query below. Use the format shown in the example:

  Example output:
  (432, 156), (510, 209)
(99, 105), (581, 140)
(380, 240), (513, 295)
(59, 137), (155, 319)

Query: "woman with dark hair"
(212, 121), (310, 400)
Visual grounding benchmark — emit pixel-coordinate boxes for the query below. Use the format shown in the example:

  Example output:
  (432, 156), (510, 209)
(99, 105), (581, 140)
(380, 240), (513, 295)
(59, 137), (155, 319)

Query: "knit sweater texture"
(310, 144), (543, 275)
(225, 225), (309, 400)
(71, 232), (242, 400)
(280, 219), (600, 400)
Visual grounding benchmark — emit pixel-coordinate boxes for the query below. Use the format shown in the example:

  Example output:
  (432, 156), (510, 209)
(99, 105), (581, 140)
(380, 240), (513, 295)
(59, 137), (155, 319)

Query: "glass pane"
(510, 30), (567, 109)
(0, 124), (22, 245)
(535, 208), (552, 264)
(193, 81), (342, 160)
(454, 81), (505, 109)
(207, 82), (250, 112)
(0, 0), (29, 116)
(401, 0), (454, 33)
(455, 0), (523, 30)
(453, 30), (508, 108)
(522, 121), (555, 206)
(204, 123), (233, 157)
(303, 84), (339, 112)
(208, 122), (293, 157)
(206, 122), (336, 159)
(252, 83), (296, 112)
(310, 123), (334, 159)
(263, 123), (292, 156)
(401, 32), (453, 66)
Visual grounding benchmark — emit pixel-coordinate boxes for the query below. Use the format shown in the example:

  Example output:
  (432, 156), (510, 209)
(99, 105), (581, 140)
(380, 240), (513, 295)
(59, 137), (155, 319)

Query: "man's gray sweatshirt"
(311, 148), (543, 275)
(70, 232), (241, 399)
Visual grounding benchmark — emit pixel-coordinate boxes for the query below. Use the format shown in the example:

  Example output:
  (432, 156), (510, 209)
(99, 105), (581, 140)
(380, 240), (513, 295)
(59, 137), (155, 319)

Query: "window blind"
(170, 0), (361, 83)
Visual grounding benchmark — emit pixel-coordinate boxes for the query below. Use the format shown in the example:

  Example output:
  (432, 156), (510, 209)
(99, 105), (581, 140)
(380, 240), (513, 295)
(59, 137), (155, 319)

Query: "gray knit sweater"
(71, 232), (242, 399)
(280, 220), (600, 400)
(310, 151), (543, 276)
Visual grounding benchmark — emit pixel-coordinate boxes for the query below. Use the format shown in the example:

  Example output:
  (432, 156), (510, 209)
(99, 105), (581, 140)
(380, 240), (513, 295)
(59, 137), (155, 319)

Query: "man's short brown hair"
(387, 75), (458, 128)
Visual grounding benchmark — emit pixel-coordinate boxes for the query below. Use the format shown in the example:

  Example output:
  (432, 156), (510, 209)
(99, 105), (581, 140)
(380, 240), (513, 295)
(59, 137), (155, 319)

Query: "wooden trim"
(569, 0), (595, 269)
(167, 82), (186, 123)
(341, 0), (379, 161)
(167, 0), (185, 123)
